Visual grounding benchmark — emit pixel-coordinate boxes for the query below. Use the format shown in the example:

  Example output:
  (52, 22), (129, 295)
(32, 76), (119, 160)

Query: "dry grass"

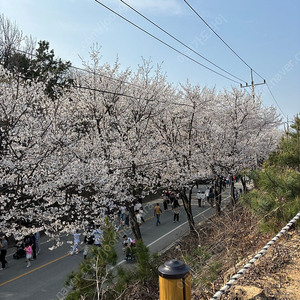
(119, 204), (300, 299)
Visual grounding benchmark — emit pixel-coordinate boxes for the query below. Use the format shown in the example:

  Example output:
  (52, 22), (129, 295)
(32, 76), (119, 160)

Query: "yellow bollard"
(158, 259), (191, 300)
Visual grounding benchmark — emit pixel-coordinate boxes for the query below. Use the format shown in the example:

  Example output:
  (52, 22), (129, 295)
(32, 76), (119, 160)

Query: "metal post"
(158, 259), (191, 300)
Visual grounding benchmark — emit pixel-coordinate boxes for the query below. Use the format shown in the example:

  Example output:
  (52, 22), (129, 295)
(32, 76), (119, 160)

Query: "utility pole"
(240, 69), (266, 101)
(296, 114), (300, 173)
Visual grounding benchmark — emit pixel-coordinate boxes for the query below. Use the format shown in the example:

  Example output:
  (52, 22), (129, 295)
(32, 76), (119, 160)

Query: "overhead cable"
(10, 49), (194, 108)
(265, 83), (287, 118)
(14, 48), (142, 89)
(183, 0), (265, 81)
(120, 0), (247, 84)
(93, 0), (242, 85)
(183, 1), (288, 116)
(73, 84), (193, 107)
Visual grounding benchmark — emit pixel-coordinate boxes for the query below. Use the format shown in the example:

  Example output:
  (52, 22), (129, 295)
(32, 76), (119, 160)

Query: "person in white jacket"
(71, 229), (81, 255)
(93, 227), (103, 247)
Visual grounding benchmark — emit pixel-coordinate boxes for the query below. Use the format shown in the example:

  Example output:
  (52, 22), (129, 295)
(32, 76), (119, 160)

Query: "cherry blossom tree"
(201, 87), (282, 212)
(69, 51), (178, 240)
(151, 82), (216, 233)
(0, 50), (282, 245)
(0, 65), (88, 240)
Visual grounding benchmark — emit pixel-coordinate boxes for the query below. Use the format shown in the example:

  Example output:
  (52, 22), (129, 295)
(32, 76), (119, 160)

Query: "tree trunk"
(230, 174), (236, 206)
(180, 187), (196, 235)
(126, 202), (142, 241)
(241, 175), (247, 194)
(215, 177), (222, 215)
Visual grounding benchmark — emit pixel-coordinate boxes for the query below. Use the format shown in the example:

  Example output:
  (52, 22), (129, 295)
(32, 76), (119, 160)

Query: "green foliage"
(241, 189), (275, 213)
(31, 41), (73, 99)
(269, 115), (300, 171)
(115, 267), (135, 292)
(241, 114), (300, 232)
(247, 169), (260, 188)
(179, 245), (216, 288)
(4, 39), (73, 99)
(65, 217), (118, 300)
(114, 240), (160, 295)
(193, 259), (222, 286)
(192, 245), (211, 261)
(207, 261), (222, 282)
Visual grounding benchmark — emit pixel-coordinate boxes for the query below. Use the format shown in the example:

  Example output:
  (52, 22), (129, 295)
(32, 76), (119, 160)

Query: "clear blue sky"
(1, 0), (300, 123)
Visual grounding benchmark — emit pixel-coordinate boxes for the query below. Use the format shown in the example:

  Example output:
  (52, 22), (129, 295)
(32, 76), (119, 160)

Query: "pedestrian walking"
(173, 206), (180, 222)
(117, 206), (121, 224)
(139, 207), (145, 223)
(233, 187), (238, 201)
(200, 191), (206, 206)
(239, 188), (243, 198)
(83, 232), (94, 259)
(169, 193), (175, 209)
(24, 242), (32, 268)
(93, 227), (103, 247)
(154, 203), (162, 226)
(122, 235), (135, 260)
(71, 229), (81, 255)
(209, 190), (215, 207)
(135, 210), (142, 226)
(163, 196), (168, 211)
(120, 203), (126, 225)
(205, 187), (210, 203)
(114, 212), (120, 228)
(226, 176), (230, 187)
(124, 208), (130, 227)
(134, 200), (142, 212)
(197, 190), (202, 207)
(0, 235), (8, 270)
(173, 197), (180, 222)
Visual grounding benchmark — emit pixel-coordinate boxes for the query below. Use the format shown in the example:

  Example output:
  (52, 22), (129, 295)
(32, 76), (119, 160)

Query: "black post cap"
(158, 259), (190, 279)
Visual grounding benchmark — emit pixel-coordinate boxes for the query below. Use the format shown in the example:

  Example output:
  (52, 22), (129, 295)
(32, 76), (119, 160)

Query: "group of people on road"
(162, 191), (178, 211)
(114, 200), (146, 229)
(71, 225), (104, 259)
(154, 192), (182, 226)
(22, 232), (40, 268)
(122, 234), (136, 261)
(0, 231), (41, 270)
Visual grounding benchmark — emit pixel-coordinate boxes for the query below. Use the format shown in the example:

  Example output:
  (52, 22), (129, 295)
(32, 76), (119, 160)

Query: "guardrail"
(210, 211), (300, 300)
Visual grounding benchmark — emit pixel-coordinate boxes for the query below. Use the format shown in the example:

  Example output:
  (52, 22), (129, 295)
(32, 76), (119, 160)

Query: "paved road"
(0, 184), (236, 300)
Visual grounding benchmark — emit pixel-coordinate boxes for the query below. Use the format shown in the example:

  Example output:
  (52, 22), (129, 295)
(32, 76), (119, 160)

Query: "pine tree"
(65, 217), (118, 300)
(242, 114), (300, 231)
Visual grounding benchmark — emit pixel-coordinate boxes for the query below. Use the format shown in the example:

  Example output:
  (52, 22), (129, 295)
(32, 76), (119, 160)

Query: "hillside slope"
(161, 205), (300, 300)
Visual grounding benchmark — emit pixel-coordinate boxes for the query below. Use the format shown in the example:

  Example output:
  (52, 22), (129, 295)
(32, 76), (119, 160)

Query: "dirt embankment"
(161, 205), (300, 300)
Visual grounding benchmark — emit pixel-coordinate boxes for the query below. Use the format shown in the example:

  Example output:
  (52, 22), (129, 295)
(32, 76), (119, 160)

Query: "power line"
(14, 48), (142, 89)
(183, 0), (265, 82)
(93, 0), (243, 85)
(13, 51), (286, 118)
(70, 65), (143, 90)
(73, 84), (138, 99)
(73, 84), (194, 108)
(182, 1), (288, 115)
(12, 45), (285, 116)
(120, 0), (247, 84)
(15, 47), (187, 104)
(115, 157), (180, 171)
(265, 82), (287, 118)
(11, 48), (194, 108)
